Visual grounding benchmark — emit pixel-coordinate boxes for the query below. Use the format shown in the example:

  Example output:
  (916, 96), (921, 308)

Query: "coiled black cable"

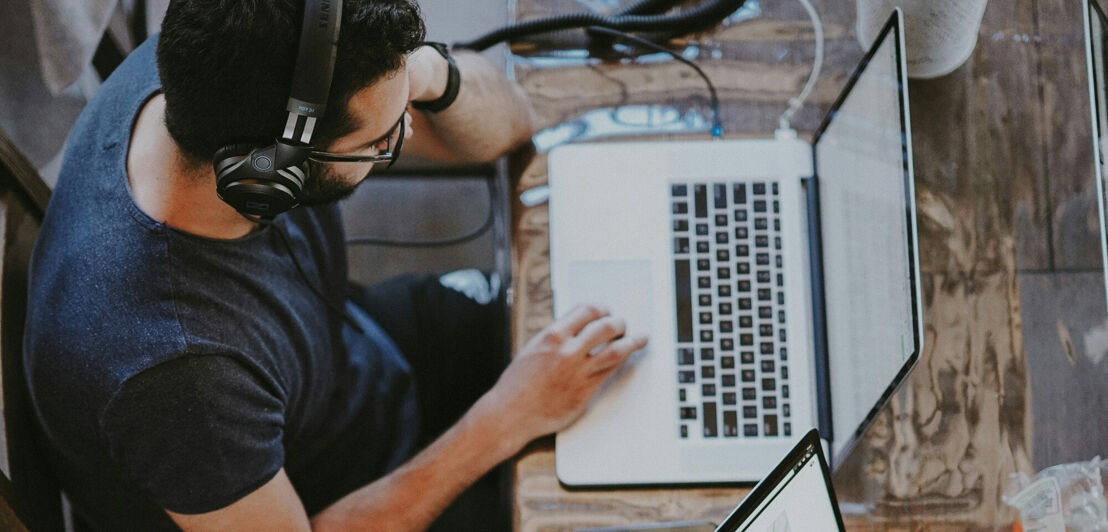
(454, 0), (748, 51)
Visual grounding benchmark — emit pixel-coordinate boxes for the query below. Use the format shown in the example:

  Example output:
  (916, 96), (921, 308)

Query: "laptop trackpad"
(564, 260), (654, 352)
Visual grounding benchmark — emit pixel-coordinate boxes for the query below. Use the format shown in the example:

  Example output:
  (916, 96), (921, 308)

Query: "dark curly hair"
(156, 0), (426, 164)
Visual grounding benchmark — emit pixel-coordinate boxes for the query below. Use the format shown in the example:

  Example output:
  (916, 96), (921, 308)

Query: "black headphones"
(212, 0), (343, 218)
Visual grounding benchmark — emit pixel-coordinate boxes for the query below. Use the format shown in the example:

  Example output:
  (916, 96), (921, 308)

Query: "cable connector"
(774, 127), (798, 140)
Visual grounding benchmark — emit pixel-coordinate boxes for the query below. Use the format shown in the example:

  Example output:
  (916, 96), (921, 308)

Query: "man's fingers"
(550, 304), (609, 338)
(589, 335), (648, 375)
(562, 316), (626, 356)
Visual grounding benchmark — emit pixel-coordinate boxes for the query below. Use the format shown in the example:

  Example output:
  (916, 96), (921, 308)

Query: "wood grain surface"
(506, 0), (1104, 530)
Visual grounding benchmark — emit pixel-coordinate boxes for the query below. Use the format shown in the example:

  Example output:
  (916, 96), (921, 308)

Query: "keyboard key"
(674, 219), (689, 232)
(714, 184), (728, 209)
(703, 402), (718, 437)
(678, 348), (694, 365)
(762, 378), (776, 391)
(756, 253), (770, 266)
(783, 422), (791, 436)
(742, 387), (756, 400)
(719, 302), (732, 315)
(759, 307), (772, 319)
(722, 373), (736, 386)
(764, 415), (778, 436)
(720, 320), (733, 333)
(699, 294), (712, 306)
(697, 258), (710, 271)
(744, 424), (759, 437)
(672, 184), (689, 196)
(702, 383), (716, 396)
(778, 293), (784, 305)
(741, 369), (755, 382)
(715, 232), (728, 245)
(696, 223), (709, 235)
(753, 183), (766, 195)
(694, 184), (708, 218)
(753, 200), (767, 212)
(738, 280), (751, 292)
(774, 219), (781, 232)
(679, 371), (695, 383)
(772, 183), (779, 195)
(734, 209), (748, 222)
(778, 310), (786, 324)
(755, 218), (768, 230)
(760, 324), (773, 336)
(776, 255), (783, 267)
(720, 338), (734, 351)
(782, 385), (790, 399)
(761, 360), (775, 372)
(701, 366), (715, 379)
(718, 285), (732, 297)
(700, 330), (713, 342)
(697, 241), (710, 253)
(741, 351), (755, 364)
(699, 312), (712, 324)
(734, 184), (747, 203)
(700, 348), (715, 360)
(674, 202), (689, 214)
(675, 238), (689, 254)
(675, 260), (692, 342)
(738, 298), (752, 310)
(714, 214), (728, 226)
(717, 249), (730, 262)
(723, 392), (737, 405)
(680, 388), (687, 401)
(698, 276), (710, 288)
(737, 263), (750, 274)
(783, 403), (791, 417)
(723, 411), (738, 437)
(735, 226), (748, 239)
(755, 235), (769, 248)
(740, 333), (754, 346)
(780, 347), (788, 360)
(743, 406), (757, 419)
(763, 396), (777, 409)
(776, 273), (784, 287)
(760, 342), (774, 355)
(717, 266), (731, 280)
(757, 271), (771, 283)
(739, 315), (753, 328)
(680, 406), (697, 419)
(736, 244), (749, 257)
(721, 356), (735, 369)
(681, 424), (689, 438)
(775, 236), (782, 250)
(782, 366), (789, 379)
(757, 288), (771, 301)
(772, 200), (779, 213)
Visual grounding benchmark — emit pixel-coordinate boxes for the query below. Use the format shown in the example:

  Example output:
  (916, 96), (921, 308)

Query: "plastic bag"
(1002, 457), (1108, 532)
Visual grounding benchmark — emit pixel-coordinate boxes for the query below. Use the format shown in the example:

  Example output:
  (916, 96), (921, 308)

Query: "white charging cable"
(777, 0), (824, 133)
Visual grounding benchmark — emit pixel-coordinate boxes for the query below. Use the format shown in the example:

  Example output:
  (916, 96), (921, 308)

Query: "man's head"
(157, 0), (425, 203)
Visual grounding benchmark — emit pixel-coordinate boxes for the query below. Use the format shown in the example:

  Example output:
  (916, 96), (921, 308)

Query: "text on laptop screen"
(724, 442), (840, 531)
(813, 26), (916, 457)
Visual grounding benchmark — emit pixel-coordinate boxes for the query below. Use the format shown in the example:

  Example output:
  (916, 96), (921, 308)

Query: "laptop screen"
(1085, 0), (1108, 313)
(716, 430), (844, 531)
(811, 10), (921, 461)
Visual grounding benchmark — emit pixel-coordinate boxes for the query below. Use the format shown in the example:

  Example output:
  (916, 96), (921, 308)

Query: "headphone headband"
(284, 0), (343, 145)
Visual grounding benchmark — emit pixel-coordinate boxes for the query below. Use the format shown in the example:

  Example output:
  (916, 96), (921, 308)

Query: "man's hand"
(406, 45), (449, 104)
(483, 304), (649, 447)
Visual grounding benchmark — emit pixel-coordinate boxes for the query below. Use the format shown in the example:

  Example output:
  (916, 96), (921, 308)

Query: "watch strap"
(411, 42), (460, 113)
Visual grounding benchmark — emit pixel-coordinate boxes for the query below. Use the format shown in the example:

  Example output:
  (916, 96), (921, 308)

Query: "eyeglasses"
(307, 112), (405, 169)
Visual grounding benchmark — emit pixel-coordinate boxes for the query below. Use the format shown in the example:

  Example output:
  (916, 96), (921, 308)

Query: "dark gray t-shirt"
(23, 37), (418, 530)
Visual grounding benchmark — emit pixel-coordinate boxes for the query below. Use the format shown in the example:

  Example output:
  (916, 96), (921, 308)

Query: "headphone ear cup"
(213, 143), (259, 174)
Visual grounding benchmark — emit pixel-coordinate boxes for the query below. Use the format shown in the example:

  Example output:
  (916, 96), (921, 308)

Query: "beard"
(296, 161), (366, 206)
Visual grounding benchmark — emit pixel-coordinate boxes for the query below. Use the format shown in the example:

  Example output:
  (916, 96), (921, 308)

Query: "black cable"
(587, 26), (723, 138)
(242, 212), (367, 334)
(454, 0), (747, 51)
(344, 177), (496, 247)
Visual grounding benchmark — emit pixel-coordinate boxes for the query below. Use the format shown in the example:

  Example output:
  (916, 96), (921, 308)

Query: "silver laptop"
(548, 9), (923, 485)
(1084, 0), (1108, 312)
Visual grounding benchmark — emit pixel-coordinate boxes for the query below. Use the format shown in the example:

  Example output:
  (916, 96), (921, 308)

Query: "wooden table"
(504, 1), (1108, 530)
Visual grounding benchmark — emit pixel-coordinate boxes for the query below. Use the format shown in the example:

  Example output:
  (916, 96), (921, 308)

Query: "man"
(23, 1), (647, 530)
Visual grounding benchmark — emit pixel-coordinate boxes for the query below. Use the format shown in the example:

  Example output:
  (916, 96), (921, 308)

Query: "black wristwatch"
(411, 42), (460, 113)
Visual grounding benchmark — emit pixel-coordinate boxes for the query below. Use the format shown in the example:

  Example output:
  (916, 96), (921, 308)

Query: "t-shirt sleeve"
(99, 354), (287, 514)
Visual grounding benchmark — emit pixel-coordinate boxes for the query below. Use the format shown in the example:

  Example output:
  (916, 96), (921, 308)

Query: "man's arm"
(402, 45), (536, 163)
(168, 305), (648, 531)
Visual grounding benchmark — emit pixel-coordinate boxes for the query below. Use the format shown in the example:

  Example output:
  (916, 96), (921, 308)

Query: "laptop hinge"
(803, 176), (833, 442)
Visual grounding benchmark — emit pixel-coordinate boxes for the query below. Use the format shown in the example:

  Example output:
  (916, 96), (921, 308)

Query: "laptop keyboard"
(671, 182), (792, 440)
